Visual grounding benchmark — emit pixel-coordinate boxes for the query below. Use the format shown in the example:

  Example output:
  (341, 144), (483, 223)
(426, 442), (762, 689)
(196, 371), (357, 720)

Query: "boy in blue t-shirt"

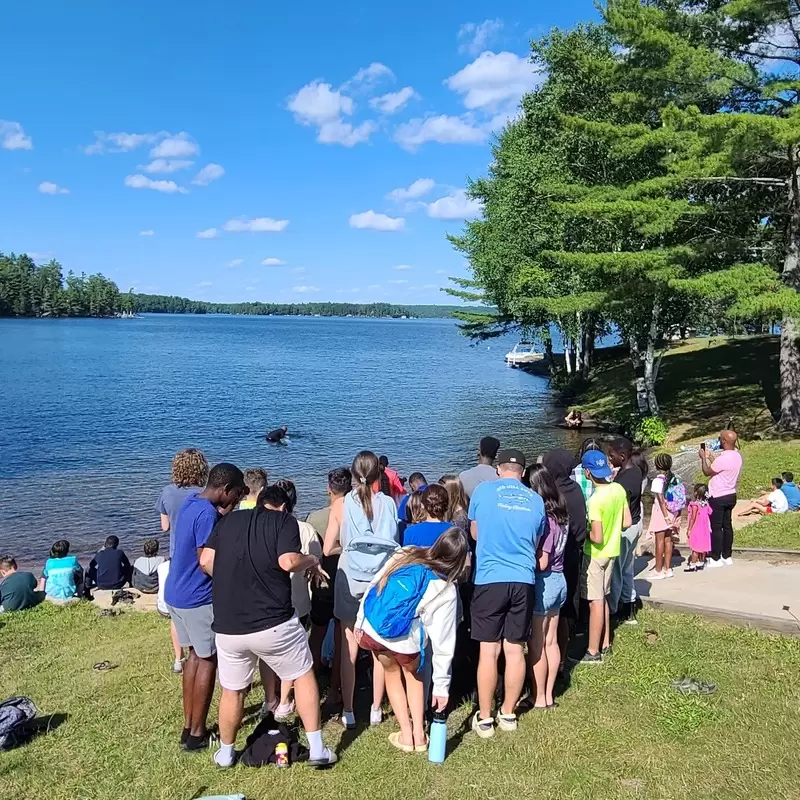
(781, 472), (800, 510)
(42, 540), (83, 603)
(163, 462), (247, 752)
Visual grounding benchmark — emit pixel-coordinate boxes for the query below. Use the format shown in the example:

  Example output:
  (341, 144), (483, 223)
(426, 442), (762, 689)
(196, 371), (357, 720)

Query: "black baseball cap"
(497, 449), (526, 469)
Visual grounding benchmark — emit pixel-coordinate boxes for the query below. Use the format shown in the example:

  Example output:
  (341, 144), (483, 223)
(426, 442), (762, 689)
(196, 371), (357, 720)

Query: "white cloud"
(367, 284), (381, 290)
(288, 75), (378, 147)
(423, 283), (439, 290)
(318, 119), (376, 147)
(289, 81), (353, 125)
(336, 287), (361, 294)
(150, 132), (199, 159)
(223, 217), (289, 233)
(394, 114), (486, 151)
(458, 19), (504, 56)
(292, 267), (306, 274)
(197, 228), (218, 239)
(370, 87), (416, 115)
(84, 131), (159, 155)
(226, 258), (244, 268)
(349, 210), (405, 231)
(262, 257), (286, 266)
(294, 285), (320, 293)
(435, 269), (448, 274)
(393, 264), (413, 271)
(387, 178), (435, 202)
(446, 51), (541, 111)
(38, 181), (69, 195)
(344, 62), (394, 92)
(139, 230), (155, 237)
(140, 158), (194, 174)
(0, 120), (32, 150)
(426, 189), (483, 220)
(197, 280), (213, 287)
(192, 163), (225, 186)
(27, 251), (53, 261)
(388, 279), (409, 285)
(124, 174), (187, 193)
(245, 286), (258, 292)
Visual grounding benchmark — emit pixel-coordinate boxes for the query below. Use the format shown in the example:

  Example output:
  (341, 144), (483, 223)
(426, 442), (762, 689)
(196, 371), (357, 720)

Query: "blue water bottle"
(428, 711), (448, 764)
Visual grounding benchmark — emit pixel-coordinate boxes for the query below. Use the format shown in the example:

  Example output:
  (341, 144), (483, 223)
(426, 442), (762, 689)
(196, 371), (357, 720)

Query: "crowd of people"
(0, 430), (752, 766)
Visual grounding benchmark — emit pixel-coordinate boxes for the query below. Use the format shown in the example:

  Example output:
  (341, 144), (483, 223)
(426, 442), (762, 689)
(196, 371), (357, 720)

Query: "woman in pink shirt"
(699, 431), (742, 568)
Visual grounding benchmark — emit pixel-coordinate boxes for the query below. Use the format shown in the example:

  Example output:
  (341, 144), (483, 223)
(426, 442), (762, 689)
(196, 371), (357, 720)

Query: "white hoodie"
(355, 555), (458, 697)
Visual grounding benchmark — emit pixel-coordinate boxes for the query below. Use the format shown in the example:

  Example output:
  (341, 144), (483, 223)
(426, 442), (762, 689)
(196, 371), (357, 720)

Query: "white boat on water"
(505, 342), (544, 366)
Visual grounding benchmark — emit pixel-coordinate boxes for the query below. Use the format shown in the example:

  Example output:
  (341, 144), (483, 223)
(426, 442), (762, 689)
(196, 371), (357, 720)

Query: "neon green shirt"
(585, 482), (627, 559)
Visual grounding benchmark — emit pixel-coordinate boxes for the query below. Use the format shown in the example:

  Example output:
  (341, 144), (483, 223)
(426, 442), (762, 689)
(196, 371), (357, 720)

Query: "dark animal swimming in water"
(266, 425), (288, 443)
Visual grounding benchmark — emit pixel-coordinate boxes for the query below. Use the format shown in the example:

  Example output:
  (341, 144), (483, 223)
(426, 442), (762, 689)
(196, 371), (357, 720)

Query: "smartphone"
(700, 442), (706, 452)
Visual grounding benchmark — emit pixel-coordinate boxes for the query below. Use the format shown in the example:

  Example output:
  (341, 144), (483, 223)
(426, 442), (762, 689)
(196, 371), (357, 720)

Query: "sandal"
(414, 735), (429, 753)
(92, 660), (115, 672)
(388, 731), (415, 753)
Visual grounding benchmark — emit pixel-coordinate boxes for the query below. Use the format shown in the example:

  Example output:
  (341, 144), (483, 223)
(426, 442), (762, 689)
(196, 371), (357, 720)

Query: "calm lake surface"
(0, 315), (576, 565)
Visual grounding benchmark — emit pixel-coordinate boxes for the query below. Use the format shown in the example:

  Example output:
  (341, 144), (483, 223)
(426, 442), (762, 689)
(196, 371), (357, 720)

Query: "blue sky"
(1, 0), (597, 305)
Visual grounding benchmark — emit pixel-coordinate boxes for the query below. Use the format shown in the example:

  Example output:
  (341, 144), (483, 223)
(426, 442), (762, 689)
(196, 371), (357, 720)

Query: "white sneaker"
(706, 558), (724, 569)
(650, 571), (666, 581)
(722, 557), (733, 566)
(369, 706), (383, 726)
(275, 700), (295, 719)
(340, 710), (356, 730)
(171, 659), (184, 675)
(665, 569), (674, 579)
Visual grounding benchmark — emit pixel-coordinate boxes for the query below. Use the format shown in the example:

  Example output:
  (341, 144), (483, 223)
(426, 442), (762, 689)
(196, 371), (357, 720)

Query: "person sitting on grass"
(0, 555), (41, 613)
(87, 535), (132, 591)
(402, 484), (453, 547)
(780, 472), (800, 511)
(577, 450), (630, 666)
(239, 467), (268, 510)
(40, 540), (83, 604)
(738, 477), (789, 517)
(132, 538), (166, 594)
(356, 527), (469, 753)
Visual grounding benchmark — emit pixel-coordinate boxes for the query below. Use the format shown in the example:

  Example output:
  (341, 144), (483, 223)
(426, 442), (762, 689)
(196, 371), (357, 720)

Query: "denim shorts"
(533, 570), (567, 616)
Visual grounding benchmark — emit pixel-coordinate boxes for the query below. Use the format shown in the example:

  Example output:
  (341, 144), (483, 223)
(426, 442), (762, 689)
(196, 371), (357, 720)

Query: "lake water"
(0, 314), (576, 565)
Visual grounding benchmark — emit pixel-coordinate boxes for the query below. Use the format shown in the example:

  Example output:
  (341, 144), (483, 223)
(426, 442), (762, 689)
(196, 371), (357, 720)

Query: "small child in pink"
(685, 484), (712, 572)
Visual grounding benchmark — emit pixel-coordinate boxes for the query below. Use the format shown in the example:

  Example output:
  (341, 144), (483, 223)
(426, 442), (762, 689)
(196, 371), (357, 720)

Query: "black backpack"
(0, 697), (37, 750)
(239, 715), (308, 767)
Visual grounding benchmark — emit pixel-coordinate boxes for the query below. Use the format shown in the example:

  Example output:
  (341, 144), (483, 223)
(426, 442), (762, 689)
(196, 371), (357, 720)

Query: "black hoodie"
(541, 449), (587, 547)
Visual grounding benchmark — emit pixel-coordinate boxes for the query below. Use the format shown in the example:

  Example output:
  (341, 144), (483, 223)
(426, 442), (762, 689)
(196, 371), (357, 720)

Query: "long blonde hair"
(438, 474), (468, 522)
(377, 527), (469, 591)
(352, 450), (380, 521)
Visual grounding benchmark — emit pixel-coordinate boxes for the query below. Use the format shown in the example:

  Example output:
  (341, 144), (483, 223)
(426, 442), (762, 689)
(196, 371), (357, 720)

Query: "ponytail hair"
(654, 453), (674, 488)
(352, 450), (380, 522)
(379, 464), (391, 497)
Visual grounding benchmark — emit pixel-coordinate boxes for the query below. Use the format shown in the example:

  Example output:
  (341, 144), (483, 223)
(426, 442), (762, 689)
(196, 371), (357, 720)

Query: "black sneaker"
(601, 645), (613, 658)
(183, 732), (215, 752)
(577, 651), (603, 666)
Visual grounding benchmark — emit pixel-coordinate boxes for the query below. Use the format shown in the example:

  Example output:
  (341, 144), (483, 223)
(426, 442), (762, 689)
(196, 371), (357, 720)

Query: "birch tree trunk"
(780, 143), (800, 432)
(643, 294), (661, 416)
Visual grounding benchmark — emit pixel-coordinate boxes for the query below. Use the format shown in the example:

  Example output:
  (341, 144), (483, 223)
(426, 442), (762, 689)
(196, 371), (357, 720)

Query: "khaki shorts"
(581, 555), (615, 602)
(216, 615), (313, 691)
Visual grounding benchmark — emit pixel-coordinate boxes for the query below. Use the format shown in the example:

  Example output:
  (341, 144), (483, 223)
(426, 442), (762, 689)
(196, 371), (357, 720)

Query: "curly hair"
(171, 448), (209, 488)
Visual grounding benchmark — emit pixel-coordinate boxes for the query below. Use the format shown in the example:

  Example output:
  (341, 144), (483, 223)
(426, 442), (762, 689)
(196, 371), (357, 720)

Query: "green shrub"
(630, 415), (669, 447)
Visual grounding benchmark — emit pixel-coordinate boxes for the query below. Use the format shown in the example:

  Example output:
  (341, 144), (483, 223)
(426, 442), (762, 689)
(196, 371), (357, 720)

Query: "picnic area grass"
(577, 336), (780, 442)
(3, 603), (800, 800)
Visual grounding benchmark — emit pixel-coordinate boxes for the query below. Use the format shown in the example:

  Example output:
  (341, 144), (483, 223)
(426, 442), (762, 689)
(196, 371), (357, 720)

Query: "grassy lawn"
(3, 604), (800, 800)
(736, 513), (800, 549)
(578, 336), (780, 442)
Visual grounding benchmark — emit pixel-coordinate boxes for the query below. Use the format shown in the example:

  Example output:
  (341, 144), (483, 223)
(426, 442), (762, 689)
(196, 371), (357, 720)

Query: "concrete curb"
(732, 547), (800, 563)
(641, 597), (800, 636)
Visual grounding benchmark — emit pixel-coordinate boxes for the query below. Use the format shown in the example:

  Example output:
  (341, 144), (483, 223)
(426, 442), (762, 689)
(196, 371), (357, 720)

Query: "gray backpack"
(0, 697), (37, 750)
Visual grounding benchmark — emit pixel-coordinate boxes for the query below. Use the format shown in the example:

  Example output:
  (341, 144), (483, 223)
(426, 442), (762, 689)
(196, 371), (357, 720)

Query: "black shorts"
(470, 582), (534, 644)
(310, 596), (335, 629)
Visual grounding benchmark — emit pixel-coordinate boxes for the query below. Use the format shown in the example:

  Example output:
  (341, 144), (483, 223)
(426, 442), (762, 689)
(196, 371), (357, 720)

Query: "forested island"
(0, 252), (469, 319)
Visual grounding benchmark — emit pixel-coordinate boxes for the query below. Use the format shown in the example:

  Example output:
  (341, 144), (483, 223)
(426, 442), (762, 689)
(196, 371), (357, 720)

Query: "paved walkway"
(635, 555), (800, 634)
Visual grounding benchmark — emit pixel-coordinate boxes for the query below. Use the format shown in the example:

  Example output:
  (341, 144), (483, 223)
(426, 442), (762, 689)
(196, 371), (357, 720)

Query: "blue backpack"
(363, 564), (435, 665)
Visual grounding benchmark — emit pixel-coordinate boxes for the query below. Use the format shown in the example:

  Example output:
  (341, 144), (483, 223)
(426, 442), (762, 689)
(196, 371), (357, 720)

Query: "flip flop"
(388, 731), (415, 753)
(92, 660), (115, 672)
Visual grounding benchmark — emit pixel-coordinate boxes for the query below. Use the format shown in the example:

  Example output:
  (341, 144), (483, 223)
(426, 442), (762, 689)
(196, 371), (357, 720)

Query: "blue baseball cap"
(581, 450), (613, 479)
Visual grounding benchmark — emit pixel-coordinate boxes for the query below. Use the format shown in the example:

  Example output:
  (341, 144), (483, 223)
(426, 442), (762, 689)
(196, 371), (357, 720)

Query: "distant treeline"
(132, 294), (414, 318)
(0, 252), (128, 318)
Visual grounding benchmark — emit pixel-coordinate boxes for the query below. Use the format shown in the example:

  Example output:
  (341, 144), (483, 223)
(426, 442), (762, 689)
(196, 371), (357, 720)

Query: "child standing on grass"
(685, 484), (712, 572)
(649, 454), (677, 580)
